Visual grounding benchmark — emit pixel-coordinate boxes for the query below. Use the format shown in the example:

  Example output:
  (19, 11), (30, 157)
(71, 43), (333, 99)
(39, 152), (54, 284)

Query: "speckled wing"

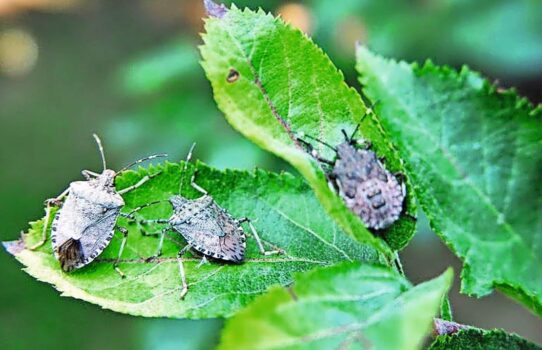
(172, 201), (246, 263)
(51, 181), (124, 271)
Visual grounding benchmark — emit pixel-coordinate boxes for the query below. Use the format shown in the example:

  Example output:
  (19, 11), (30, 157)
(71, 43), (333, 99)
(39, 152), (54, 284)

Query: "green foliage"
(4, 162), (380, 318)
(118, 39), (201, 96)
(199, 5), (416, 255)
(4, 2), (542, 348)
(311, 0), (542, 78)
(440, 296), (453, 322)
(219, 262), (452, 350)
(356, 47), (542, 315)
(141, 318), (223, 350)
(429, 328), (542, 350)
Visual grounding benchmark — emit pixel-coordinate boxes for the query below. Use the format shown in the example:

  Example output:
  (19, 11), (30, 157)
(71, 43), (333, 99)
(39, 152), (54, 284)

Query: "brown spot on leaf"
(226, 68), (240, 83)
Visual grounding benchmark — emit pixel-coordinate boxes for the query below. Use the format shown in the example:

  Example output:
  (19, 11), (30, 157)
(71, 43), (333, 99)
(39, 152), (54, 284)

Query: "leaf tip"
(203, 0), (228, 19)
(433, 318), (471, 336)
(442, 267), (454, 285)
(2, 238), (25, 256)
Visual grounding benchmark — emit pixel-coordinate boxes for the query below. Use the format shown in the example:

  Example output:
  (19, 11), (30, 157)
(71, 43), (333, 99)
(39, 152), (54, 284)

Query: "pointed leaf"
(356, 46), (542, 315)
(219, 263), (453, 350)
(3, 162), (380, 318)
(199, 4), (416, 254)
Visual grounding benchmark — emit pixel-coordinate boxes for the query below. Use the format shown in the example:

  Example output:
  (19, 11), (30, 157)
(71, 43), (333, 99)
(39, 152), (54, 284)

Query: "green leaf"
(429, 328), (542, 350)
(199, 4), (417, 255)
(118, 38), (200, 96)
(218, 262), (453, 350)
(439, 295), (453, 322)
(312, 0), (542, 79)
(3, 162), (380, 318)
(356, 47), (542, 315)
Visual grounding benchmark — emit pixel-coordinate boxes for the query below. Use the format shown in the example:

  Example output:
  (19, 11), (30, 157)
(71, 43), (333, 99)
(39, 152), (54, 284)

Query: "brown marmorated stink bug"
(296, 113), (406, 231)
(30, 134), (166, 277)
(132, 145), (283, 299)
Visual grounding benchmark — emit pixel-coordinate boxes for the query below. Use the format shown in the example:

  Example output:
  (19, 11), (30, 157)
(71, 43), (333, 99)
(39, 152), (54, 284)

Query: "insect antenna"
(179, 142), (196, 195)
(126, 199), (169, 216)
(300, 134), (337, 152)
(92, 134), (107, 171)
(117, 153), (168, 174)
(348, 100), (380, 142)
(341, 129), (351, 142)
(349, 123), (361, 141)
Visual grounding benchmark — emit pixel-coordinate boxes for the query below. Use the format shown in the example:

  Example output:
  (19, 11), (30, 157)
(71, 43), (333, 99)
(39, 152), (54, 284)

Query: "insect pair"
(33, 136), (282, 299)
(296, 109), (407, 230)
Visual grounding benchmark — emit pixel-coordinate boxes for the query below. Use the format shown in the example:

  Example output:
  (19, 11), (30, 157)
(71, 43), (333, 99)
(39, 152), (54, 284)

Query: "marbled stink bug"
(31, 134), (166, 277)
(133, 145), (283, 298)
(297, 112), (406, 230)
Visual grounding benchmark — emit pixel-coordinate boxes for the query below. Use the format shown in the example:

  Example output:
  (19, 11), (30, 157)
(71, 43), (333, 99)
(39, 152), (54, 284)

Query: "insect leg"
(145, 226), (171, 262)
(353, 139), (372, 149)
(118, 171), (162, 195)
(196, 256), (208, 268)
(190, 169), (208, 195)
(29, 187), (70, 250)
(177, 245), (191, 299)
(238, 218), (284, 256)
(121, 200), (167, 221)
(81, 170), (100, 180)
(140, 229), (160, 237)
(393, 172), (406, 183)
(137, 218), (170, 225)
(393, 251), (405, 276)
(113, 227), (129, 278)
(296, 137), (335, 165)
(296, 132), (337, 152)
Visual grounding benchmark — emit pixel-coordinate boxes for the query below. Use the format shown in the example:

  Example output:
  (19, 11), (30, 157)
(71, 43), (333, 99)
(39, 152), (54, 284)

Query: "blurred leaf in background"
(310, 0), (542, 82)
(140, 318), (223, 350)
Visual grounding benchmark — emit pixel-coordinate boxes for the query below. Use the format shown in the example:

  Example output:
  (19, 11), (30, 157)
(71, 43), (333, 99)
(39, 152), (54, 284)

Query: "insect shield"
(296, 112), (406, 230)
(134, 144), (283, 299)
(31, 134), (167, 277)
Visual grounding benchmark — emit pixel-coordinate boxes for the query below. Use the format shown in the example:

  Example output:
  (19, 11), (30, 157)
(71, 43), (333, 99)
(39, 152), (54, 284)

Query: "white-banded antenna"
(179, 142), (196, 195)
(118, 153), (168, 174)
(92, 133), (107, 171)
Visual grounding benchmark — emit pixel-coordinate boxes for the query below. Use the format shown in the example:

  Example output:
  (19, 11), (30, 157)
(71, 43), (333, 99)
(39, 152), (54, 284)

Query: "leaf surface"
(429, 328), (542, 350)
(219, 262), (452, 350)
(356, 46), (542, 315)
(4, 162), (380, 318)
(199, 4), (417, 254)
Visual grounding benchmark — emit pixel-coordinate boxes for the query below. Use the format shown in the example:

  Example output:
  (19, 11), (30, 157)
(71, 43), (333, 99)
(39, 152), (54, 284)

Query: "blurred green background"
(1, 1), (541, 349)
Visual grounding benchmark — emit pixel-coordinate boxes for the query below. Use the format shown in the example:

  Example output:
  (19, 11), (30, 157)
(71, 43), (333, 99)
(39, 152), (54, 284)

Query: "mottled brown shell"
(332, 142), (405, 230)
(169, 195), (246, 262)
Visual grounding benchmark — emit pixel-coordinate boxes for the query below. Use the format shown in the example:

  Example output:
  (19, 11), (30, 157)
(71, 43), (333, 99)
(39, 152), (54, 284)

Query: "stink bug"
(297, 113), (406, 230)
(132, 144), (283, 298)
(31, 134), (166, 277)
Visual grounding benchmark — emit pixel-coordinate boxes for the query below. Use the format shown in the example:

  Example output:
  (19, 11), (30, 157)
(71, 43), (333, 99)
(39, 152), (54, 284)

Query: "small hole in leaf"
(226, 68), (240, 83)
